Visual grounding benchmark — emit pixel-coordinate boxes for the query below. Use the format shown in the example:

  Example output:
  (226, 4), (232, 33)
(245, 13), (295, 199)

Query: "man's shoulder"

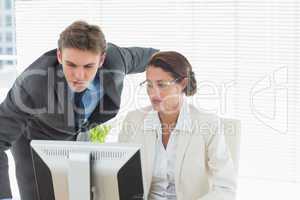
(26, 49), (59, 71)
(103, 43), (122, 63)
(20, 48), (59, 78)
(15, 49), (60, 97)
(105, 42), (120, 58)
(188, 104), (220, 121)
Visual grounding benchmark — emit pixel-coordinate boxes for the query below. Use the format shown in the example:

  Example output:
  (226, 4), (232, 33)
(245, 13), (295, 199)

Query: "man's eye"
(68, 64), (76, 68)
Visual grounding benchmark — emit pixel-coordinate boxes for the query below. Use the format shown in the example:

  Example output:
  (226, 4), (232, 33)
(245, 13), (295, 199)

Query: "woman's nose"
(148, 86), (162, 98)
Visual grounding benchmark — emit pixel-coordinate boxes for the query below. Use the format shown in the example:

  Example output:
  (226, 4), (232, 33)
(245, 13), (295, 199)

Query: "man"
(0, 21), (157, 200)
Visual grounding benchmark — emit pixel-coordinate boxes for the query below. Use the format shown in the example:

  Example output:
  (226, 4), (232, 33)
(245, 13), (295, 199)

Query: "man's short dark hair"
(58, 21), (106, 54)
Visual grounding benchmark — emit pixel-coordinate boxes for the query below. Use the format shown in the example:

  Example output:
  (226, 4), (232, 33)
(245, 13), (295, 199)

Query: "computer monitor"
(30, 140), (144, 200)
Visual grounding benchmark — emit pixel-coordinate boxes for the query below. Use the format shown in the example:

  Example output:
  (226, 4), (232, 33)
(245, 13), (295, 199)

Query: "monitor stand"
(68, 152), (91, 200)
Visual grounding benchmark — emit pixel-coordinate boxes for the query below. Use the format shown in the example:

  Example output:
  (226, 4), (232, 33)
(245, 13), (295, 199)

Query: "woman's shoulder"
(187, 103), (220, 122)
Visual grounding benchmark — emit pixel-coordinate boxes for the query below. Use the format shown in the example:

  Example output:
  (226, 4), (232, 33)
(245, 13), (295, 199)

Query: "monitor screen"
(31, 140), (144, 200)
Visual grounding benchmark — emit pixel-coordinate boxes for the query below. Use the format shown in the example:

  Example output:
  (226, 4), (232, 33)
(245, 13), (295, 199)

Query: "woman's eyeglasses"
(139, 78), (182, 90)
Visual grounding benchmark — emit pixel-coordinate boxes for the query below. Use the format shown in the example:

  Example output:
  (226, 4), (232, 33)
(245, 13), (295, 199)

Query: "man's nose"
(74, 67), (85, 80)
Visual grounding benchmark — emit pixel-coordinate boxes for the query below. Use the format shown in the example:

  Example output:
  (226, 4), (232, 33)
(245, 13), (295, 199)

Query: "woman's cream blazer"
(119, 101), (237, 200)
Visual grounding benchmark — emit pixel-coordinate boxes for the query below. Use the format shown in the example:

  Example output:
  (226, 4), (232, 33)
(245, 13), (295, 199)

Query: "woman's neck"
(159, 104), (181, 149)
(159, 111), (179, 128)
(158, 102), (182, 130)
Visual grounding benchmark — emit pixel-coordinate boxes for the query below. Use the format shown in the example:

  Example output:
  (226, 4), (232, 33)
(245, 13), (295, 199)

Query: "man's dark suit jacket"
(0, 43), (157, 200)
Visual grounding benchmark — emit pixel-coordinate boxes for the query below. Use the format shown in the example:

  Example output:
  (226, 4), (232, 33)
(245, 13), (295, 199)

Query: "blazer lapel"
(143, 130), (157, 194)
(174, 130), (193, 190)
(174, 101), (193, 190)
(142, 110), (160, 194)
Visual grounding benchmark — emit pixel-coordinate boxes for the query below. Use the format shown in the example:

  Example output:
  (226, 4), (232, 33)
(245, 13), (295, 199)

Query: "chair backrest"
(221, 118), (241, 172)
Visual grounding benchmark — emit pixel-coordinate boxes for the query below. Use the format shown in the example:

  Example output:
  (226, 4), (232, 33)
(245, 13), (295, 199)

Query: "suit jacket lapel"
(54, 64), (76, 130)
(88, 70), (120, 127)
(98, 65), (124, 107)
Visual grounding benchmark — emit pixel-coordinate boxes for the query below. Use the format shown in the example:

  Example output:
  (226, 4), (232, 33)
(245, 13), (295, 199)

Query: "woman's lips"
(151, 99), (162, 105)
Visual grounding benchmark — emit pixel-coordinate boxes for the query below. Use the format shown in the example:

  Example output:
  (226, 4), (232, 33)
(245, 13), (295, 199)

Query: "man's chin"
(70, 85), (87, 93)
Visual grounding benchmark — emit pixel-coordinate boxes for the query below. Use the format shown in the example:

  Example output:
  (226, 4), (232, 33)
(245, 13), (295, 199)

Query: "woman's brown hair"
(147, 51), (197, 96)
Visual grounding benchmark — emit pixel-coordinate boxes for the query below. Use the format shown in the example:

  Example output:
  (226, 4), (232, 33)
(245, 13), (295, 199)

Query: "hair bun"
(186, 71), (197, 96)
(189, 71), (195, 78)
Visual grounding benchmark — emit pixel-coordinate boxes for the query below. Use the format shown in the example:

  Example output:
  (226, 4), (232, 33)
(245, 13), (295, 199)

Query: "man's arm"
(0, 81), (34, 198)
(0, 152), (11, 199)
(115, 44), (158, 74)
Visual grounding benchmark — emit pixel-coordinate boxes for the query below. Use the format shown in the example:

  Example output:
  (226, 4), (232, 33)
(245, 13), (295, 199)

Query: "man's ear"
(98, 52), (106, 68)
(57, 48), (62, 64)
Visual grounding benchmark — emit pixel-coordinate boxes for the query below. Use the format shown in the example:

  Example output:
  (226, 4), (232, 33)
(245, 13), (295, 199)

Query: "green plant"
(89, 124), (111, 143)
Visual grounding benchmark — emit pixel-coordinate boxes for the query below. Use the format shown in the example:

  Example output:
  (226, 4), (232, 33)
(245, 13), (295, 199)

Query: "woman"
(119, 51), (236, 200)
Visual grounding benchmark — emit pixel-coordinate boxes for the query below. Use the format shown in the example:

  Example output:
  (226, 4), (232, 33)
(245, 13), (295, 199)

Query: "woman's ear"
(180, 77), (188, 91)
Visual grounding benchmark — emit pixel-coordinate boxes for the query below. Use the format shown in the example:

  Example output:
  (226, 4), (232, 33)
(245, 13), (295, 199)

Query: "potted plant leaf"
(89, 124), (111, 143)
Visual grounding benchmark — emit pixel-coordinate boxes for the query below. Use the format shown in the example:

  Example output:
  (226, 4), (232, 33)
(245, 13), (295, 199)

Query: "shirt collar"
(87, 75), (100, 92)
(173, 99), (192, 132)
